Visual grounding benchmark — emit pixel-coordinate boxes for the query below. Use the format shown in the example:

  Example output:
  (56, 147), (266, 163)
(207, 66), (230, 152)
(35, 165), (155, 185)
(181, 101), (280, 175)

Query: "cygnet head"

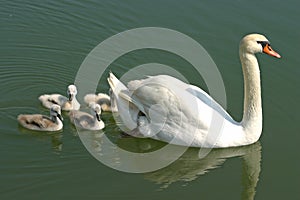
(89, 102), (102, 121)
(50, 104), (63, 121)
(67, 84), (78, 101)
(240, 33), (281, 58)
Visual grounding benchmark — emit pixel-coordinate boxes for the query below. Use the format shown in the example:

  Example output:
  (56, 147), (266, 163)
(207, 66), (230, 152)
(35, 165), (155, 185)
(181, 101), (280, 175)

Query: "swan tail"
(17, 114), (27, 126)
(107, 72), (127, 93)
(38, 94), (55, 108)
(107, 72), (139, 130)
(38, 94), (50, 102)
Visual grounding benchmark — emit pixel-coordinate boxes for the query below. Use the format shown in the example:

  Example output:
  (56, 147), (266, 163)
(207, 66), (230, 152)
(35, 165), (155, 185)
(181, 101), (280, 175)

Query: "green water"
(0, 0), (299, 199)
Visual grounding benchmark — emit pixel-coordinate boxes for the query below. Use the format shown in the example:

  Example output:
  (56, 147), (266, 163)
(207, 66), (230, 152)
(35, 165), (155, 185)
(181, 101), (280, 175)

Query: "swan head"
(67, 84), (78, 101)
(50, 105), (63, 121)
(89, 102), (102, 121)
(240, 33), (281, 58)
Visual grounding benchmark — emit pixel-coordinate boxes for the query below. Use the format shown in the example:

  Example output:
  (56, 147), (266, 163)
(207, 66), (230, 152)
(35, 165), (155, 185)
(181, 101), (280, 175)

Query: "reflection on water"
(145, 142), (261, 200)
(50, 133), (63, 152)
(79, 129), (261, 199)
(18, 127), (63, 152)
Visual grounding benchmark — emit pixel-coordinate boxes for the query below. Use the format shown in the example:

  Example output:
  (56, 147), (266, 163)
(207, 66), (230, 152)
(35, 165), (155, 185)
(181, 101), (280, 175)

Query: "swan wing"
(39, 94), (67, 108)
(186, 85), (235, 123)
(109, 73), (244, 147)
(84, 93), (110, 104)
(83, 94), (98, 105)
(17, 114), (60, 131)
(127, 75), (217, 128)
(70, 110), (93, 127)
(70, 110), (105, 130)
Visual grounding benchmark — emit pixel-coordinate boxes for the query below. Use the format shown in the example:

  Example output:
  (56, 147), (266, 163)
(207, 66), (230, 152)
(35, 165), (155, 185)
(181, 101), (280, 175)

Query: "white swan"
(107, 34), (281, 148)
(69, 102), (105, 130)
(18, 104), (63, 131)
(84, 92), (113, 112)
(39, 84), (80, 111)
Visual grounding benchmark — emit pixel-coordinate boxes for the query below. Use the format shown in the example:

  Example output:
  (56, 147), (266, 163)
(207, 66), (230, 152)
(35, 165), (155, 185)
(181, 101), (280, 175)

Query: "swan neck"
(50, 115), (56, 123)
(72, 97), (79, 105)
(50, 115), (61, 124)
(240, 51), (262, 134)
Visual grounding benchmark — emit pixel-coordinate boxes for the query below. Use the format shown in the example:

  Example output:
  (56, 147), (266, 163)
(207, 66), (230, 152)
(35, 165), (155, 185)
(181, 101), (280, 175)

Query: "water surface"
(0, 0), (299, 199)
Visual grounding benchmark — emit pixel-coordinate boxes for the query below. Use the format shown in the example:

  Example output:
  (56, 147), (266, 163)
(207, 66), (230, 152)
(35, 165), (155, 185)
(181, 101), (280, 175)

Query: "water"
(0, 0), (299, 199)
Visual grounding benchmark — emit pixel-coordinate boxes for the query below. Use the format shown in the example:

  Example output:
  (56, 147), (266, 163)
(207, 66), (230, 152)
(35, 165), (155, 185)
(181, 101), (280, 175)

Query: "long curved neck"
(239, 50), (262, 139)
(50, 115), (58, 123)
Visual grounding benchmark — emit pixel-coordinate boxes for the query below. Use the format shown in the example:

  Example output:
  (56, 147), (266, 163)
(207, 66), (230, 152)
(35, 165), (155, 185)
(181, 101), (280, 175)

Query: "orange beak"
(263, 44), (281, 58)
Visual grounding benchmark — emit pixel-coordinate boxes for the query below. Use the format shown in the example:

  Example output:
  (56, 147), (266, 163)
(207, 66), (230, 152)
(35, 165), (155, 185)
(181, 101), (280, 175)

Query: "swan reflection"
(78, 130), (261, 199)
(144, 142), (261, 200)
(18, 126), (63, 152)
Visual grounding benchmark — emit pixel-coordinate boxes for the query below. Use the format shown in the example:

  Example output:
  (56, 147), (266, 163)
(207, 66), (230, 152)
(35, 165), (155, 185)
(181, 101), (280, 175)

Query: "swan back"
(84, 93), (112, 112)
(17, 105), (63, 131)
(39, 84), (80, 111)
(69, 103), (104, 130)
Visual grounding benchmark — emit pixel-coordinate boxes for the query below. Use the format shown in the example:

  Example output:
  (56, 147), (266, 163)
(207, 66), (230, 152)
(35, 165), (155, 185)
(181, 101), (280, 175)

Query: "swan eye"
(257, 41), (270, 48)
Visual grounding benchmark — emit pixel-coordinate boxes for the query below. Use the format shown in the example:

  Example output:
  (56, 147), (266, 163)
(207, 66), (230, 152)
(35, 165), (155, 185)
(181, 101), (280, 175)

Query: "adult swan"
(108, 34), (281, 148)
